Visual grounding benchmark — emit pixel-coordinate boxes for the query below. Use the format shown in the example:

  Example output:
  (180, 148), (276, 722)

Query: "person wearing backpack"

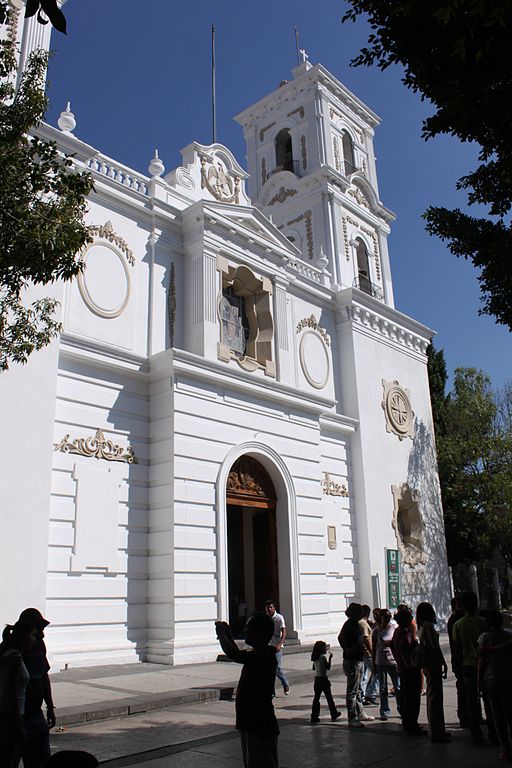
(415, 602), (450, 743)
(391, 607), (425, 736)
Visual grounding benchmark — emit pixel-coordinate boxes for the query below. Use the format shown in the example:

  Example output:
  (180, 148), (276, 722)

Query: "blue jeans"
(377, 664), (400, 718)
(275, 650), (289, 691)
(361, 655), (379, 700)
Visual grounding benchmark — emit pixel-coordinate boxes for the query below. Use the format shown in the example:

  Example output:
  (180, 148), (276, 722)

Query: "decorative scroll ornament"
(268, 187), (297, 206)
(54, 428), (138, 464)
(382, 380), (414, 440)
(200, 157), (240, 204)
(87, 221), (135, 265)
(322, 472), (348, 497)
(227, 456), (276, 501)
(296, 314), (330, 346)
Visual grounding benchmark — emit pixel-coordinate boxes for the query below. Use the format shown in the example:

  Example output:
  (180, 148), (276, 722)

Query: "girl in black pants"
(310, 641), (341, 723)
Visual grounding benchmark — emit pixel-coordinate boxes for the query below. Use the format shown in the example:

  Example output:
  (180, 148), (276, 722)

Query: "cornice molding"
(172, 348), (337, 416)
(335, 289), (433, 356)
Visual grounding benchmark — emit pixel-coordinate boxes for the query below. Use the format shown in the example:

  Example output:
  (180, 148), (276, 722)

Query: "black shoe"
(331, 711), (342, 721)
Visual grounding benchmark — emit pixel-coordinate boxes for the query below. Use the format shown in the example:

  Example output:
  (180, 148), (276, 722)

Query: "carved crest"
(227, 456), (276, 502)
(200, 157), (240, 204)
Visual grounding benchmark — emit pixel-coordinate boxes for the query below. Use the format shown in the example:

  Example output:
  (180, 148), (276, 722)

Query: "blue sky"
(45, 0), (510, 390)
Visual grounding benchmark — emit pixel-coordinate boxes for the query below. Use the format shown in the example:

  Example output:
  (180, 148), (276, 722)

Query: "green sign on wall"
(386, 548), (401, 609)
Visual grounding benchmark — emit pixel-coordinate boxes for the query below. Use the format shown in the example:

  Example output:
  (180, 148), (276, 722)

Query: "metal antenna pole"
(211, 24), (217, 144)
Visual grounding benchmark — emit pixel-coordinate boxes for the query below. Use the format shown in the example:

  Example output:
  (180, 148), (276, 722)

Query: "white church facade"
(1, 7), (450, 669)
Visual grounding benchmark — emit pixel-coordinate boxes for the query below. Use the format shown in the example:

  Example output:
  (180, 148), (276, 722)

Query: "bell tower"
(235, 54), (396, 307)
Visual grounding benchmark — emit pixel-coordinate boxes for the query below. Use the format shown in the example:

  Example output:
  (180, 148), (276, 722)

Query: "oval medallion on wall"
(299, 330), (330, 389)
(78, 243), (131, 319)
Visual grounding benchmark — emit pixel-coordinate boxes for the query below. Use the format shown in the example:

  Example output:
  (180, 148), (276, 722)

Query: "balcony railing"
(353, 274), (384, 301)
(341, 160), (359, 177)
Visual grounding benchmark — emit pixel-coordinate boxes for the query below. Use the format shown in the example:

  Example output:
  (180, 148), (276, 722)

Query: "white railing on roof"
(87, 154), (149, 196)
(289, 260), (323, 283)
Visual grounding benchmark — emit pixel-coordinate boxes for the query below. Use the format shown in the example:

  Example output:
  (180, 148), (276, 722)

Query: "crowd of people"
(1, 595), (510, 768)
(217, 592), (512, 768)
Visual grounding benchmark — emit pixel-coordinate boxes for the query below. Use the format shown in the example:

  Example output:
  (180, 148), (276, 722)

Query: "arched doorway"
(226, 455), (279, 633)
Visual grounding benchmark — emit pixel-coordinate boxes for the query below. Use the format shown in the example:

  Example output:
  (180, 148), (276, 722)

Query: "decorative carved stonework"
(286, 210), (314, 260)
(227, 456), (276, 502)
(268, 187), (297, 206)
(54, 428), (138, 464)
(300, 135), (307, 170)
(259, 122), (276, 142)
(296, 315), (330, 346)
(88, 221), (135, 265)
(333, 136), (341, 172)
(287, 106), (305, 119)
(342, 216), (350, 261)
(391, 483), (427, 566)
(168, 261), (176, 347)
(382, 380), (414, 440)
(347, 187), (370, 209)
(322, 472), (348, 497)
(304, 210), (313, 259)
(261, 157), (267, 187)
(200, 157), (240, 204)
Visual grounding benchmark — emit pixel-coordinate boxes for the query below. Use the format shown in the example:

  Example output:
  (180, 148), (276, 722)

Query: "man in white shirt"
(265, 601), (290, 695)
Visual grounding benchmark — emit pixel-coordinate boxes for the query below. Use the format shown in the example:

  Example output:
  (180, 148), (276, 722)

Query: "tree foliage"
(25, 0), (66, 34)
(427, 350), (512, 567)
(343, 1), (512, 330)
(0, 14), (92, 370)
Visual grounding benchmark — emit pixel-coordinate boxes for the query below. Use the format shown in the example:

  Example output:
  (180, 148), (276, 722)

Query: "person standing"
(17, 608), (56, 768)
(309, 641), (341, 723)
(264, 602), (289, 696)
(415, 602), (450, 743)
(391, 607), (425, 736)
(338, 603), (374, 727)
(360, 605), (378, 705)
(452, 591), (488, 745)
(372, 609), (400, 721)
(0, 620), (38, 768)
(478, 610), (512, 762)
(447, 595), (466, 727)
(216, 614), (279, 768)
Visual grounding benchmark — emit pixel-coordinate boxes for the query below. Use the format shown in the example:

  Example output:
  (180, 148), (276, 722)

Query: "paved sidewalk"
(51, 645), (317, 726)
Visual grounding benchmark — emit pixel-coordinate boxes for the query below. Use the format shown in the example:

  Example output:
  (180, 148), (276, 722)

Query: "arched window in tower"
(341, 130), (357, 176)
(275, 129), (294, 173)
(221, 284), (251, 356)
(355, 238), (372, 295)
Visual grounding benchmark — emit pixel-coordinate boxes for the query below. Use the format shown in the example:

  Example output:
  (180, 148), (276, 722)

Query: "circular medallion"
(299, 330), (330, 389)
(384, 383), (413, 437)
(78, 243), (131, 319)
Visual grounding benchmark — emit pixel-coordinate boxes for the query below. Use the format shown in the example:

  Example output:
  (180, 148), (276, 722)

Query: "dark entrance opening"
(226, 456), (279, 635)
